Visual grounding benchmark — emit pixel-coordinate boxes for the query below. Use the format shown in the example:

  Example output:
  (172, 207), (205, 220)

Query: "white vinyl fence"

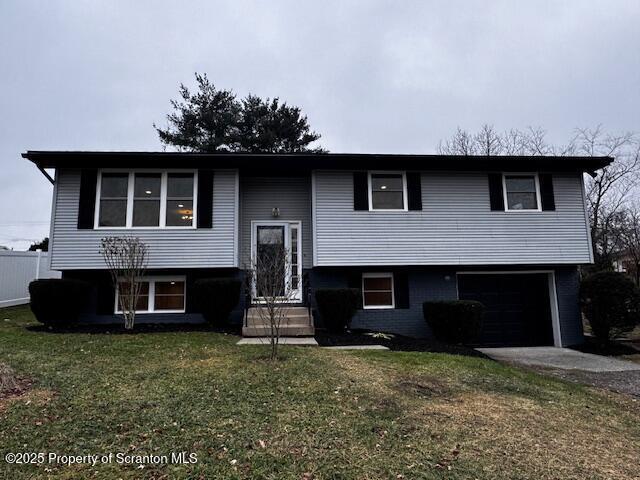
(0, 251), (61, 308)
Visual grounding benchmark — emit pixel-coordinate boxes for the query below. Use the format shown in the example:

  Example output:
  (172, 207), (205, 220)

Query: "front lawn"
(1, 306), (638, 479)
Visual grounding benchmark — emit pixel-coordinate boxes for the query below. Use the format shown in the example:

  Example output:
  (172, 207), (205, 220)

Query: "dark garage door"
(457, 273), (554, 347)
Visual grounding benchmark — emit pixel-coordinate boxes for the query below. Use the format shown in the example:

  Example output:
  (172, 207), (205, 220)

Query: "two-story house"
(23, 151), (611, 347)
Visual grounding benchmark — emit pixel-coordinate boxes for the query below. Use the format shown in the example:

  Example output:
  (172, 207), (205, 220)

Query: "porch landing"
(242, 306), (315, 337)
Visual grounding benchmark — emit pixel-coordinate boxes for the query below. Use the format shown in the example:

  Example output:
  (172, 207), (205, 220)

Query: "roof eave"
(21, 151), (614, 173)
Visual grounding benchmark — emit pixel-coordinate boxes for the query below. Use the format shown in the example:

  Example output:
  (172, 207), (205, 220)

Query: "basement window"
(115, 277), (186, 313)
(362, 273), (395, 309)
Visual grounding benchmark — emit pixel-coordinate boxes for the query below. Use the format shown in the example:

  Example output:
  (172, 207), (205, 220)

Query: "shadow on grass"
(572, 336), (639, 356)
(26, 323), (242, 336)
(315, 329), (488, 358)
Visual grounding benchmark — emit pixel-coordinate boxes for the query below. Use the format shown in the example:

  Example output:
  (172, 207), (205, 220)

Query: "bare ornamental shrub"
(245, 243), (297, 360)
(99, 237), (148, 330)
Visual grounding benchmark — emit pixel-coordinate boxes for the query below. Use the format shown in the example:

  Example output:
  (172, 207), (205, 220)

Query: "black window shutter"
(184, 273), (197, 313)
(393, 271), (410, 309)
(539, 173), (556, 211)
(406, 172), (423, 210)
(346, 271), (363, 309)
(488, 173), (505, 211)
(77, 169), (98, 229)
(353, 172), (369, 210)
(197, 170), (214, 228)
(96, 272), (116, 315)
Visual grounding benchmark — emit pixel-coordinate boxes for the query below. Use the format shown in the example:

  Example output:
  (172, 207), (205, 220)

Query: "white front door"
(251, 221), (302, 302)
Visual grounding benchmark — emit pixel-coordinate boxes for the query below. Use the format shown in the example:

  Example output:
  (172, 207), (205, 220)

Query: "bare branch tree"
(438, 127), (477, 155)
(578, 127), (640, 268)
(521, 126), (553, 155)
(474, 124), (503, 155)
(245, 243), (297, 360)
(100, 237), (149, 330)
(501, 128), (528, 156)
(619, 205), (640, 284)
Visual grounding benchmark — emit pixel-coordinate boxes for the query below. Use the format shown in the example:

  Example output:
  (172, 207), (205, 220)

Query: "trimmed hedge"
(315, 288), (361, 333)
(29, 278), (92, 326)
(193, 278), (242, 325)
(423, 300), (484, 344)
(580, 271), (640, 342)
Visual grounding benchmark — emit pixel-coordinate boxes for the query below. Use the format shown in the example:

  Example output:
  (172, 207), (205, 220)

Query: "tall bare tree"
(100, 237), (149, 330)
(245, 243), (297, 360)
(577, 127), (639, 268)
(438, 126), (480, 155)
(619, 205), (640, 284)
(474, 124), (503, 155)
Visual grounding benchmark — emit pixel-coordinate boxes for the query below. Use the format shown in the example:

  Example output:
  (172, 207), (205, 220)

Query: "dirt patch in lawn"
(0, 363), (55, 415)
(0, 363), (32, 399)
(395, 378), (453, 399)
(0, 388), (57, 417)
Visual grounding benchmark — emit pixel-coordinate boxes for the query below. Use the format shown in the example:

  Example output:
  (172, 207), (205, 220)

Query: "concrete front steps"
(242, 306), (315, 337)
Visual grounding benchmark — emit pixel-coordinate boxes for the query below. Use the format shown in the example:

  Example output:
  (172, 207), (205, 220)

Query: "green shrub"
(423, 300), (484, 344)
(193, 278), (242, 325)
(29, 278), (92, 326)
(580, 271), (640, 342)
(315, 288), (361, 333)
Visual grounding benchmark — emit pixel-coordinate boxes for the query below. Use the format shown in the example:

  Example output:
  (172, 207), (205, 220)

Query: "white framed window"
(368, 171), (408, 211)
(95, 170), (198, 228)
(115, 276), (186, 314)
(362, 272), (395, 309)
(502, 173), (541, 212)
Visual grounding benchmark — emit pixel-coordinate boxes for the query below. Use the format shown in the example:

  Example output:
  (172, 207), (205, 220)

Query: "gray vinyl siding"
(311, 266), (584, 344)
(313, 171), (592, 266)
(239, 175), (313, 269)
(49, 169), (238, 270)
(310, 267), (456, 337)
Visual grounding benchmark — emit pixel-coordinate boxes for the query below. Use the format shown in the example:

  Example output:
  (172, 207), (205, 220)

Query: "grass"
(1, 306), (639, 479)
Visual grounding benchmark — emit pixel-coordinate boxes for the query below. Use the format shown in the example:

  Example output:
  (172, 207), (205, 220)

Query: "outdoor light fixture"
(272, 207), (280, 217)
(145, 190), (152, 194)
(380, 185), (387, 190)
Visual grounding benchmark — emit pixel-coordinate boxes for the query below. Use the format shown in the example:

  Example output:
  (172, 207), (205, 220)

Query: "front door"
(251, 221), (302, 302)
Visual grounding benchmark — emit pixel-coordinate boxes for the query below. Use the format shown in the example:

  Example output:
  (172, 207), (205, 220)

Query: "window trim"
(502, 172), (542, 213)
(94, 169), (198, 229)
(114, 275), (186, 314)
(367, 171), (408, 212)
(362, 272), (395, 309)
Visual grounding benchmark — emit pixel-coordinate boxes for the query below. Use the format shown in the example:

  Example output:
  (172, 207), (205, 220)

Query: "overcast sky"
(1, 0), (639, 249)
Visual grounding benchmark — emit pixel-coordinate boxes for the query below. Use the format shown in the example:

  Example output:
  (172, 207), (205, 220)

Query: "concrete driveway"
(478, 346), (640, 396)
(478, 347), (640, 372)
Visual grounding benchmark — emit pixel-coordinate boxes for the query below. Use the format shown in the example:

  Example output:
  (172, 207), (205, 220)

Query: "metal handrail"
(304, 272), (313, 326)
(243, 290), (251, 328)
